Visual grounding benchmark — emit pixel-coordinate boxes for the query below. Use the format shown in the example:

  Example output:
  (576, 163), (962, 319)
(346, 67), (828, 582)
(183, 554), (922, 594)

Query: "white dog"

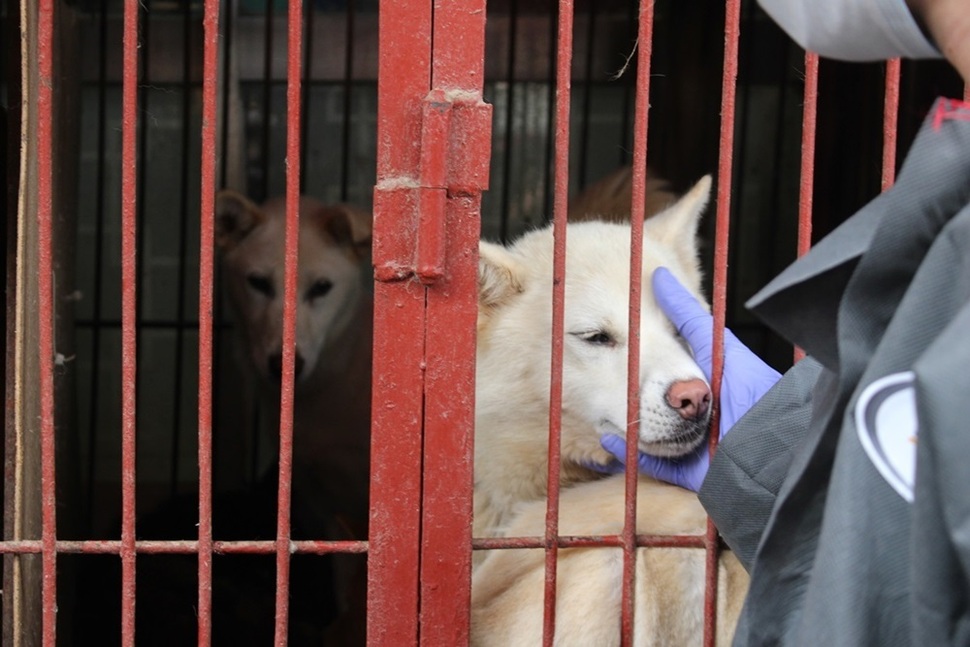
(215, 191), (373, 532)
(472, 176), (748, 644)
(475, 176), (715, 538)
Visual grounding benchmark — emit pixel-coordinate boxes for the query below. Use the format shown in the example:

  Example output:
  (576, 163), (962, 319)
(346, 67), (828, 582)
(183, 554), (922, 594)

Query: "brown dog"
(216, 191), (372, 642)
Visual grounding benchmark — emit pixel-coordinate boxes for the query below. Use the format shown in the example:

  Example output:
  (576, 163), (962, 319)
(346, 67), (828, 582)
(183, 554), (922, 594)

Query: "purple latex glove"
(593, 267), (782, 492)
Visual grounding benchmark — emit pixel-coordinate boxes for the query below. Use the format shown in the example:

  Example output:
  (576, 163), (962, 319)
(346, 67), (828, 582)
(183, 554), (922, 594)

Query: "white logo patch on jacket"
(855, 371), (918, 502)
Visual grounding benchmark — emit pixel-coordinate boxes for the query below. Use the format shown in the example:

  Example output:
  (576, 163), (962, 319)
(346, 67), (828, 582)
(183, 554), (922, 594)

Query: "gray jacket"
(699, 98), (970, 645)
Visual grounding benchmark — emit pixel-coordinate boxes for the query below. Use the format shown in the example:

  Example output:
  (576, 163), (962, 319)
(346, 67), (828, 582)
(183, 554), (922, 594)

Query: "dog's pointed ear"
(319, 204), (373, 259)
(643, 174), (711, 280)
(479, 241), (525, 315)
(215, 190), (265, 249)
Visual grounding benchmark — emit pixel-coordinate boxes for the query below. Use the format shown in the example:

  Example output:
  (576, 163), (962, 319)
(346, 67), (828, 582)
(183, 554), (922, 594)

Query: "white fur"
(475, 176), (714, 538)
(471, 176), (748, 644)
(471, 475), (748, 646)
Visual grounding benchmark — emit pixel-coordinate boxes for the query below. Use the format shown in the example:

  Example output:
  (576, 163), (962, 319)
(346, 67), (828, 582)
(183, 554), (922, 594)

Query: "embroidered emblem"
(932, 98), (970, 130)
(855, 371), (918, 502)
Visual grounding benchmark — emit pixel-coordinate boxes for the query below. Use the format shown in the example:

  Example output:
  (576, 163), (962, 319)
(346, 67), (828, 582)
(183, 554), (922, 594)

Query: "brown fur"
(568, 167), (678, 223)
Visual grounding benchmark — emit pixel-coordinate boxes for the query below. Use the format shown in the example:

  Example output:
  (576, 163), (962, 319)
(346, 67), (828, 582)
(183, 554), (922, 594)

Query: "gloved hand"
(592, 267), (782, 492)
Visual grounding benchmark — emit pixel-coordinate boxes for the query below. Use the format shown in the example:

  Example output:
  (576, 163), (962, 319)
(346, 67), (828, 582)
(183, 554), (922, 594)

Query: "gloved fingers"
(634, 452), (680, 483)
(652, 267), (714, 379)
(601, 432), (709, 492)
(599, 432), (630, 464)
(602, 432), (668, 480)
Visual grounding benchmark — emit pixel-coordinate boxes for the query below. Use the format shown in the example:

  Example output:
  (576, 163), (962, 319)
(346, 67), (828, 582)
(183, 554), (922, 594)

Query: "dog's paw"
(574, 446), (622, 475)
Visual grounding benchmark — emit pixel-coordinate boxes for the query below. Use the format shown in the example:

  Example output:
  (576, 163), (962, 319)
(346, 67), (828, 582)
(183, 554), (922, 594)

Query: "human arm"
(698, 356), (826, 570)
(757, 0), (939, 61)
(905, 0), (970, 81)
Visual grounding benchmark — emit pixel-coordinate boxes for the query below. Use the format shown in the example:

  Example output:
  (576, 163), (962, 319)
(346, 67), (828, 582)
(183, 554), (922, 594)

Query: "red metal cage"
(6, 0), (961, 645)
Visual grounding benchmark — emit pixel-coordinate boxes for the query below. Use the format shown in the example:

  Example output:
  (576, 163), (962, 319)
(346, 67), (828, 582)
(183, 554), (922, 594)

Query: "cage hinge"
(374, 88), (492, 285)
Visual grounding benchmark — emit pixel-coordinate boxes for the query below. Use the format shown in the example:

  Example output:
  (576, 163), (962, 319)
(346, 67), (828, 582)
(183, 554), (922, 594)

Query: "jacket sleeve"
(910, 300), (970, 643)
(757, 0), (939, 61)
(698, 356), (825, 571)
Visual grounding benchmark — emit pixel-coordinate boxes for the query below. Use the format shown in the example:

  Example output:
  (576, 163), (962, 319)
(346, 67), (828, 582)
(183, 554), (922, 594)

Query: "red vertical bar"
(197, 0), (220, 642)
(705, 1), (741, 645)
(120, 0), (140, 644)
(882, 58), (900, 190)
(794, 52), (818, 363)
(419, 0), (490, 644)
(620, 2), (655, 644)
(36, 0), (58, 643)
(368, 0), (432, 643)
(541, 2), (574, 644)
(796, 53), (818, 260)
(273, 0), (303, 643)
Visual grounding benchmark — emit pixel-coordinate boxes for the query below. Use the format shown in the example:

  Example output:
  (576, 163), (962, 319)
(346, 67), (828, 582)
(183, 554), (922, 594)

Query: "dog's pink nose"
(665, 378), (711, 421)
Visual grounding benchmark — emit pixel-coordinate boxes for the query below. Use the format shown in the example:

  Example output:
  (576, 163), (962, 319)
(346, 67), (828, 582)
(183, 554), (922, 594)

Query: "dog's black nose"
(268, 352), (304, 381)
(666, 378), (711, 421)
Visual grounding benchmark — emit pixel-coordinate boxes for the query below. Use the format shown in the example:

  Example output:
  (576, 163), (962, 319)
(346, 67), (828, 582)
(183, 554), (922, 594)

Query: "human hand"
(652, 267), (781, 437)
(591, 267), (781, 491)
(906, 0), (970, 83)
(595, 423), (715, 493)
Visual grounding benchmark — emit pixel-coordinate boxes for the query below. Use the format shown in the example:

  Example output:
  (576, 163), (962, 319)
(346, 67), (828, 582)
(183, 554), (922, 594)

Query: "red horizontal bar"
(471, 533), (708, 551)
(0, 540), (368, 555)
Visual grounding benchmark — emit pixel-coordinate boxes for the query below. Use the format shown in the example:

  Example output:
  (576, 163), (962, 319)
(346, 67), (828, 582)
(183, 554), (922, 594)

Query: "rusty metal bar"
(542, 2), (574, 644)
(272, 0), (305, 642)
(797, 52), (818, 260)
(472, 533), (709, 551)
(418, 0), (491, 643)
(120, 0), (141, 643)
(620, 1), (656, 644)
(882, 58), (901, 190)
(0, 539), (368, 555)
(0, 533), (707, 554)
(794, 52), (819, 363)
(368, 0), (432, 642)
(198, 0), (221, 641)
(36, 0), (58, 642)
(705, 0), (742, 644)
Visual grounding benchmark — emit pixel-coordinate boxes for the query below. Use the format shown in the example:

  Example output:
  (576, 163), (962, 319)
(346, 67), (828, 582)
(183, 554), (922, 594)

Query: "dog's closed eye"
(305, 279), (334, 301)
(571, 330), (617, 347)
(246, 273), (275, 298)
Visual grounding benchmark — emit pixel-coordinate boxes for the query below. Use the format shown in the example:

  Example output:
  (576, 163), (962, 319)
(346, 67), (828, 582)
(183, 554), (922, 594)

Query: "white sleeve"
(758, 0), (940, 61)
